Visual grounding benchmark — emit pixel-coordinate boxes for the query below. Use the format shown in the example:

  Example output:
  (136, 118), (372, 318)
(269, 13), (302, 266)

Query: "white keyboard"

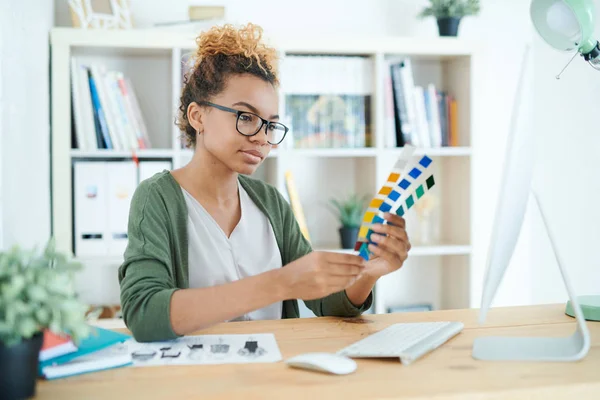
(337, 321), (464, 365)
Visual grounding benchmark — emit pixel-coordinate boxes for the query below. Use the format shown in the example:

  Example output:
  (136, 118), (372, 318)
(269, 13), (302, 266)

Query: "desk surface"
(38, 304), (599, 399)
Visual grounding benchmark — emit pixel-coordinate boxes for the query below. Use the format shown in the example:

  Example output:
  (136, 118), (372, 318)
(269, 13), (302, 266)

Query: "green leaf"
(35, 308), (51, 325)
(17, 317), (39, 339)
(418, 0), (480, 19)
(3, 275), (26, 300)
(27, 286), (48, 303)
(0, 237), (90, 343)
(327, 193), (368, 228)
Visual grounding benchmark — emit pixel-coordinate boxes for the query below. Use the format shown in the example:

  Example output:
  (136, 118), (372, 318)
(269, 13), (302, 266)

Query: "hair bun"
(194, 23), (276, 70)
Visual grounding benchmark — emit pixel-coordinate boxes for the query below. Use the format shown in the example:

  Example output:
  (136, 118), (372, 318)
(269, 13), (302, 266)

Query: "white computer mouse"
(285, 352), (357, 375)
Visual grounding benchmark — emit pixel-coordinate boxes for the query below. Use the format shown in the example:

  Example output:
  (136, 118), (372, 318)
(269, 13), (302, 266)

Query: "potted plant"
(418, 0), (481, 37)
(0, 239), (90, 400)
(328, 194), (368, 249)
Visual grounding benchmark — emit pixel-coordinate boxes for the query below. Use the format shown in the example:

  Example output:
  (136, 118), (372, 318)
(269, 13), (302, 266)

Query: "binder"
(138, 160), (172, 183)
(73, 159), (173, 257)
(74, 161), (108, 256)
(106, 161), (137, 257)
(40, 343), (132, 380)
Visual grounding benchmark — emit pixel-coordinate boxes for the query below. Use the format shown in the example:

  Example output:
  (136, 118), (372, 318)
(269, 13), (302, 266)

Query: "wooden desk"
(37, 304), (599, 399)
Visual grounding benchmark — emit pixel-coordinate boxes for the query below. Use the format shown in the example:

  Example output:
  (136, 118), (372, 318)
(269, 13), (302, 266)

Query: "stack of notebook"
(39, 326), (132, 380)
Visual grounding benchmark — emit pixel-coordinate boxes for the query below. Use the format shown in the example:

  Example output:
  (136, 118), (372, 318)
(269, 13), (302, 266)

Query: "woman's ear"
(187, 102), (204, 134)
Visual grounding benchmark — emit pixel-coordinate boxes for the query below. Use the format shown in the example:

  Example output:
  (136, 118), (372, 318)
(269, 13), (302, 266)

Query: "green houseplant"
(418, 0), (481, 37)
(0, 239), (90, 400)
(328, 194), (368, 249)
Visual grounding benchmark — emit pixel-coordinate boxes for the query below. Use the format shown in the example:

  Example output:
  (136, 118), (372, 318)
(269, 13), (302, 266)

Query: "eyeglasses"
(199, 101), (289, 145)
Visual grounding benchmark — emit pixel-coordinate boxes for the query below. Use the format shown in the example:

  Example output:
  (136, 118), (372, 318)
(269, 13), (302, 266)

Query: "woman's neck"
(180, 146), (239, 204)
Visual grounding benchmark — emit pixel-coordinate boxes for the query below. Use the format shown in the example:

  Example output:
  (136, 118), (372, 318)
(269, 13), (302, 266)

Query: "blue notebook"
(38, 325), (131, 374)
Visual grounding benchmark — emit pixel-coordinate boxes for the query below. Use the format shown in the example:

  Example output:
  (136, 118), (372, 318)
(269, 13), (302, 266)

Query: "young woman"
(118, 23), (411, 342)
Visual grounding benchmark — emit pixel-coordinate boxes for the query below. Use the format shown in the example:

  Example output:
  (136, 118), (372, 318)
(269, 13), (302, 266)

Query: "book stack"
(38, 326), (132, 380)
(384, 58), (458, 148)
(70, 58), (152, 151)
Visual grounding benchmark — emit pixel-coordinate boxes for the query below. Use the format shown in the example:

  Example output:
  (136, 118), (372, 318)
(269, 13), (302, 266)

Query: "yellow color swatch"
(387, 172), (400, 183)
(369, 198), (383, 208)
(378, 186), (392, 196)
(363, 211), (376, 222)
(359, 226), (370, 238)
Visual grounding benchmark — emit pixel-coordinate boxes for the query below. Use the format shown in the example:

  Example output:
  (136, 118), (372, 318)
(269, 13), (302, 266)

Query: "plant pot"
(0, 332), (44, 400)
(339, 227), (359, 249)
(437, 17), (461, 37)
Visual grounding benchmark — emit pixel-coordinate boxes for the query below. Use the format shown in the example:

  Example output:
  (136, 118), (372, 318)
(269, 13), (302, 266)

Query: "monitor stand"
(472, 191), (591, 362)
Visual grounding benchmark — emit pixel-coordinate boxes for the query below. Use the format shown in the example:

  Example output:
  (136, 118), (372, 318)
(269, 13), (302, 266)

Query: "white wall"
(1, 0), (53, 250)
(0, 11), (4, 250)
(531, 4), (600, 305)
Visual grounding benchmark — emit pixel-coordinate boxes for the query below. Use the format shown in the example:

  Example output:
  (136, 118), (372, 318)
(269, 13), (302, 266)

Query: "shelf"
(51, 28), (479, 59)
(69, 147), (469, 160)
(315, 246), (357, 254)
(70, 149), (174, 159)
(271, 36), (478, 58)
(73, 245), (471, 267)
(284, 148), (377, 158)
(177, 147), (376, 158)
(409, 244), (472, 256)
(315, 244), (471, 257)
(75, 255), (124, 265)
(179, 149), (279, 159)
(384, 147), (471, 157)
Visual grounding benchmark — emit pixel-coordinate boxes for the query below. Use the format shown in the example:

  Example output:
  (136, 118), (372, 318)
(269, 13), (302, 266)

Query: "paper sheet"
(117, 333), (282, 366)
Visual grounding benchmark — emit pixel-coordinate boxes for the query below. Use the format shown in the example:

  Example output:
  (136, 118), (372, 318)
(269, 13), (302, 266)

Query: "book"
(41, 342), (132, 380)
(39, 330), (78, 362)
(39, 325), (131, 376)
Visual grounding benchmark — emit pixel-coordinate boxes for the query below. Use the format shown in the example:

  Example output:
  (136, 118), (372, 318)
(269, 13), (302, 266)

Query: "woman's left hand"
(363, 213), (411, 278)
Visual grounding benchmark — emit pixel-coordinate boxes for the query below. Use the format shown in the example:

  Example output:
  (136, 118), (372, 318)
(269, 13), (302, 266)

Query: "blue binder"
(38, 325), (131, 374)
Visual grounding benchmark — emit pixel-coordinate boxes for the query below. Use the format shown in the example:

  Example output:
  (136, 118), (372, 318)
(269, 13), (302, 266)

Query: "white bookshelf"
(50, 27), (481, 314)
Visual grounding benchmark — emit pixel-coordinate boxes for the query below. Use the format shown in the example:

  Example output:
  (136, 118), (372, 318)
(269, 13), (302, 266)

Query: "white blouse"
(181, 180), (282, 321)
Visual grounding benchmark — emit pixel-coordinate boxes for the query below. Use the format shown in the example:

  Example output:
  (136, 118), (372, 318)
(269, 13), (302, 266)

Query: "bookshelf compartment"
(280, 54), (375, 150)
(437, 157), (471, 246)
(381, 54), (471, 149)
(441, 255), (471, 310)
(280, 155), (376, 249)
(250, 158), (279, 188)
(71, 48), (174, 151)
(376, 153), (470, 249)
(375, 254), (471, 313)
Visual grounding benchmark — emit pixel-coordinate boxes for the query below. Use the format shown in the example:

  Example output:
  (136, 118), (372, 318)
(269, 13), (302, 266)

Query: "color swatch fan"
(354, 145), (436, 260)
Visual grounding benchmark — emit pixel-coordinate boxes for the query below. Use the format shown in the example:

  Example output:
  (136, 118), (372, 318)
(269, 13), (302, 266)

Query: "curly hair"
(176, 23), (279, 148)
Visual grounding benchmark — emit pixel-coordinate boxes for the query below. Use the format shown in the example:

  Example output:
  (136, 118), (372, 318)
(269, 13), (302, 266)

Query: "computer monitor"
(472, 46), (590, 362)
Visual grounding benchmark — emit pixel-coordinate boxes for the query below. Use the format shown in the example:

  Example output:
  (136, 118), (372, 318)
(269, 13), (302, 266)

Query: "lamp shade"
(531, 0), (597, 54)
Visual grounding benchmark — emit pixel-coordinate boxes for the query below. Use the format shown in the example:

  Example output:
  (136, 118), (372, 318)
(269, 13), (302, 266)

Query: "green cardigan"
(118, 171), (372, 342)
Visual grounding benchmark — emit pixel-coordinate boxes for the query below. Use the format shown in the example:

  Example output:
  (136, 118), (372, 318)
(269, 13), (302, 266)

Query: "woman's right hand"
(278, 251), (366, 300)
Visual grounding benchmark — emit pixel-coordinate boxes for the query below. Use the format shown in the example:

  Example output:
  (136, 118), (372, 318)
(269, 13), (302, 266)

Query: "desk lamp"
(531, 0), (600, 321)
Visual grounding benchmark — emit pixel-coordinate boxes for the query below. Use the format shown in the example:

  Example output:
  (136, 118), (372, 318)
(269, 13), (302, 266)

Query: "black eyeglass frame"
(199, 101), (289, 145)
